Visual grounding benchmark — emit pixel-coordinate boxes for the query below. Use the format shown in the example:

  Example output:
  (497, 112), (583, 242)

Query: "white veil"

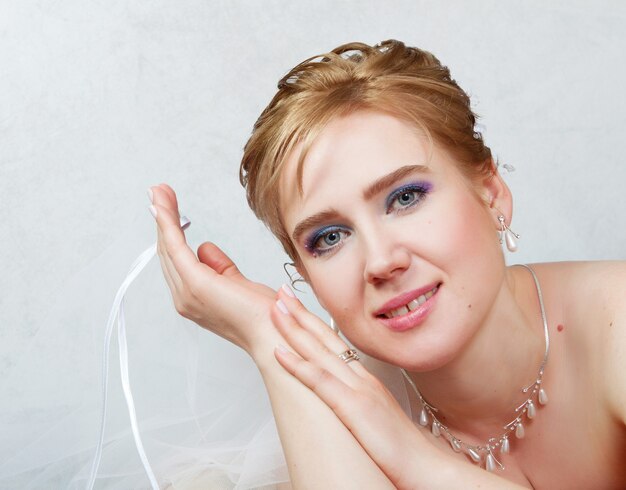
(0, 215), (410, 489)
(0, 216), (288, 489)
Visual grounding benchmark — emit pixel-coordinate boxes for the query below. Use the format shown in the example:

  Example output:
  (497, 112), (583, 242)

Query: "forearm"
(254, 348), (395, 489)
(404, 439), (528, 490)
(258, 346), (524, 490)
(259, 291), (526, 490)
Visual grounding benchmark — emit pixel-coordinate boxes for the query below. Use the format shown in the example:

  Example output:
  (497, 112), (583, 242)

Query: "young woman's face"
(279, 111), (508, 371)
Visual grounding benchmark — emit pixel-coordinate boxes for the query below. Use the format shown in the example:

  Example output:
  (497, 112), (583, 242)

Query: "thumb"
(197, 242), (243, 278)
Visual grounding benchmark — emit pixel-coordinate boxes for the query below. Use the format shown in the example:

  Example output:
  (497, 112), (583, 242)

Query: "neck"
(405, 265), (546, 439)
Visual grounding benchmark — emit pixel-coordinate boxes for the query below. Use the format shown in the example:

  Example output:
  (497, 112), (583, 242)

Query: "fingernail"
(281, 283), (296, 298)
(276, 344), (289, 354)
(276, 299), (290, 315)
(149, 205), (157, 219)
(147, 187), (154, 203)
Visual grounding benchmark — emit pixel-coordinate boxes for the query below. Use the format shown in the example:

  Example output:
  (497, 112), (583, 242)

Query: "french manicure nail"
(276, 299), (290, 315)
(149, 205), (157, 219)
(281, 283), (296, 298)
(147, 188), (154, 203)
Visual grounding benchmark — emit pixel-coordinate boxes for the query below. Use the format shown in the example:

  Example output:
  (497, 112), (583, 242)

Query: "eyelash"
(304, 181), (432, 257)
(385, 182), (431, 214)
(304, 226), (348, 257)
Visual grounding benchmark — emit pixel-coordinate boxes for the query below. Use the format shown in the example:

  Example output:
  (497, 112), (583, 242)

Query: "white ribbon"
(86, 216), (190, 490)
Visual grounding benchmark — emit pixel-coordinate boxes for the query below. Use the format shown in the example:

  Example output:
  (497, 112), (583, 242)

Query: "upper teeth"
(384, 286), (438, 319)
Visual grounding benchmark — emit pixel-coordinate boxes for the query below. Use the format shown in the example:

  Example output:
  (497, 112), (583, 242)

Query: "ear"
(479, 162), (514, 228)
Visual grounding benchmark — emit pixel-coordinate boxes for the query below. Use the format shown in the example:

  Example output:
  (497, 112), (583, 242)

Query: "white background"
(1, 0), (625, 470)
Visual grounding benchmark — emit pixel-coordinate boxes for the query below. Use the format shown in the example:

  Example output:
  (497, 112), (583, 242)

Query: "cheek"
(306, 257), (363, 323)
(436, 191), (499, 264)
(437, 193), (505, 312)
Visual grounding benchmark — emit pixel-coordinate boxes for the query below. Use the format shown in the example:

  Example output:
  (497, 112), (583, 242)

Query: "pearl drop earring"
(498, 215), (520, 252)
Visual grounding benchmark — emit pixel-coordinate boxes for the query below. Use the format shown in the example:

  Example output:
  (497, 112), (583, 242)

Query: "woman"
(149, 40), (626, 488)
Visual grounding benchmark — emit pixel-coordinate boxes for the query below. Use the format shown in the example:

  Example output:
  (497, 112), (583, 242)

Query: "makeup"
(373, 282), (441, 332)
(385, 180), (432, 213)
(302, 179), (433, 257)
(304, 225), (350, 257)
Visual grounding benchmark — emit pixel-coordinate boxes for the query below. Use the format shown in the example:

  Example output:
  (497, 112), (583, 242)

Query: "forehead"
(278, 111), (436, 227)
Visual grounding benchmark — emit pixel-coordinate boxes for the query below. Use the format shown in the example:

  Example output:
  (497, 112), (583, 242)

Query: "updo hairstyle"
(240, 39), (493, 262)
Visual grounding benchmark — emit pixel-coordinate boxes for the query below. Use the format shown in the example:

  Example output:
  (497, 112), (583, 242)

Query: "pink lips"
(373, 283), (440, 332)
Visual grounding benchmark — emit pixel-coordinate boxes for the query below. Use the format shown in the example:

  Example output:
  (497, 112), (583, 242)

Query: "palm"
(151, 184), (283, 354)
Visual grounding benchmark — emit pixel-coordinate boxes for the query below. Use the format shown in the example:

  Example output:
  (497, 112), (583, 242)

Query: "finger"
(271, 300), (362, 388)
(155, 183), (180, 212)
(150, 203), (182, 293)
(276, 286), (370, 378)
(152, 199), (184, 289)
(276, 344), (421, 487)
(156, 223), (183, 292)
(150, 185), (190, 286)
(152, 184), (184, 237)
(197, 242), (244, 278)
(278, 285), (346, 351)
(274, 346), (392, 460)
(149, 190), (226, 317)
(151, 198), (205, 287)
(153, 184), (228, 284)
(274, 345), (358, 418)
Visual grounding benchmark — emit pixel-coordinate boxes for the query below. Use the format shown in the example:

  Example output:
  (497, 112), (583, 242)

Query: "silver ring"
(338, 348), (360, 364)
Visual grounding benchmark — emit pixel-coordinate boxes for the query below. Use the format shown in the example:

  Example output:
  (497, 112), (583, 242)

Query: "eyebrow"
(362, 164), (430, 201)
(291, 164), (430, 243)
(292, 209), (341, 244)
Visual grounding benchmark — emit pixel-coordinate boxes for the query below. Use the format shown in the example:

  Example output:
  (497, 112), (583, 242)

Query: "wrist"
(245, 332), (286, 371)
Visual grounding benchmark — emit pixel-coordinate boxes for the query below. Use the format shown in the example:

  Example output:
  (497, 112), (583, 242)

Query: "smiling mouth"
(377, 285), (440, 319)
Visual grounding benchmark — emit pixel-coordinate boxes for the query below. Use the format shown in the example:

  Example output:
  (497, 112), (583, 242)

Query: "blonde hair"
(240, 39), (492, 261)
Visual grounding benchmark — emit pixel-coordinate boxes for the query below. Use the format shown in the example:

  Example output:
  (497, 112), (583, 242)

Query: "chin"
(352, 332), (465, 373)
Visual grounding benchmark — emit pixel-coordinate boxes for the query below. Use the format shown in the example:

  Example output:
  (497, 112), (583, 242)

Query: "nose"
(363, 228), (411, 285)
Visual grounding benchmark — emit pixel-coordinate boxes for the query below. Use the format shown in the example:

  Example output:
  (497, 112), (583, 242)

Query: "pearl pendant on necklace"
(450, 438), (462, 452)
(539, 388), (548, 405)
(501, 436), (510, 454)
(527, 401), (536, 419)
(408, 376), (549, 472)
(419, 408), (428, 426)
(468, 448), (481, 463)
(400, 264), (551, 472)
(411, 383), (548, 472)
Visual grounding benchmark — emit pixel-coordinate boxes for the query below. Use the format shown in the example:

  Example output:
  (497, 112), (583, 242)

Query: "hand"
(149, 183), (282, 357)
(271, 286), (427, 490)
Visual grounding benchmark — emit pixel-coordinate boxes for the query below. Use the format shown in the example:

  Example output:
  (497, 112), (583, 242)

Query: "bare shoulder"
(531, 261), (626, 423)
(592, 261), (626, 425)
(526, 260), (625, 308)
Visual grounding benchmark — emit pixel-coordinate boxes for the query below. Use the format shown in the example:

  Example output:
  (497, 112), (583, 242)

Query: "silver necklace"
(401, 264), (550, 472)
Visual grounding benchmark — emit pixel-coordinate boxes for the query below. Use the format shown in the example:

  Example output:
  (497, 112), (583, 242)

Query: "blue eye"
(322, 231), (341, 246)
(386, 182), (432, 213)
(305, 226), (350, 256)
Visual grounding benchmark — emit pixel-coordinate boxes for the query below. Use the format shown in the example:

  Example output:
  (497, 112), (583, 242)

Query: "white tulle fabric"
(0, 216), (410, 489)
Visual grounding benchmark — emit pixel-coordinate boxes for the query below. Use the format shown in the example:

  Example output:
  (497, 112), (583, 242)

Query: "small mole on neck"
(557, 324), (564, 332)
